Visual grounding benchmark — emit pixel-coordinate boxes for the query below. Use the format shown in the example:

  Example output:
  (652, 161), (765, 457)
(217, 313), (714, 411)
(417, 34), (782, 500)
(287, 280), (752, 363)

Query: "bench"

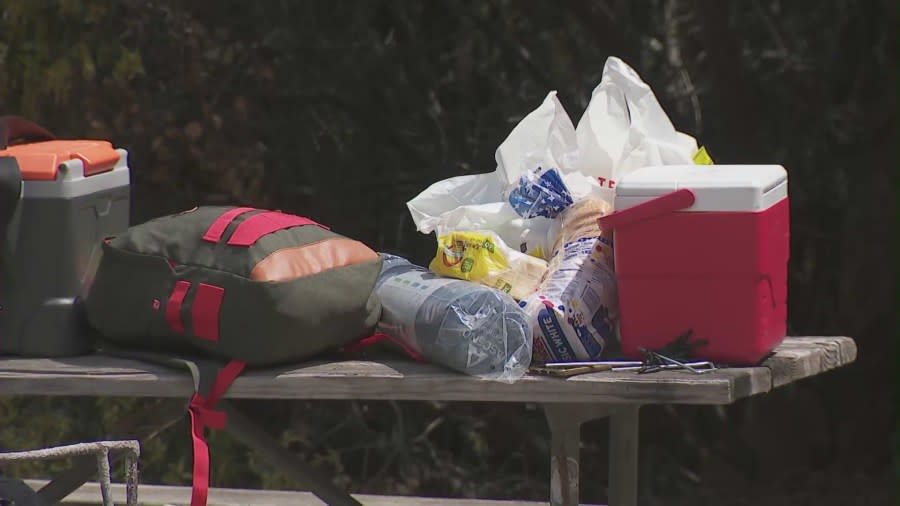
(23, 479), (606, 506)
(0, 336), (856, 506)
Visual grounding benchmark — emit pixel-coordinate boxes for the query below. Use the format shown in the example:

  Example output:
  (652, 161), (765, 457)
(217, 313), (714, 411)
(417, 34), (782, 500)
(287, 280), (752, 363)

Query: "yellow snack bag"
(431, 231), (508, 280)
(429, 230), (547, 300)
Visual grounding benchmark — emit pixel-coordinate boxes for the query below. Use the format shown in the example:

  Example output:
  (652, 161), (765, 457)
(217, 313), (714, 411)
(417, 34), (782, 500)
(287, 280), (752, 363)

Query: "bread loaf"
(550, 197), (614, 265)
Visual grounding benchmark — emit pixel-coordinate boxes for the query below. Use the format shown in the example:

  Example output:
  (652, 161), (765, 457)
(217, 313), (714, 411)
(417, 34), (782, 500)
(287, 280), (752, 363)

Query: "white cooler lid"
(615, 164), (787, 212)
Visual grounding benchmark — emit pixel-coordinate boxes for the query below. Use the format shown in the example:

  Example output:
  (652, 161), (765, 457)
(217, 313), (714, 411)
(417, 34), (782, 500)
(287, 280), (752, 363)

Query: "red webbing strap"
(342, 332), (427, 363)
(165, 281), (192, 333)
(192, 283), (225, 342)
(226, 211), (327, 246)
(188, 360), (246, 506)
(201, 207), (256, 243)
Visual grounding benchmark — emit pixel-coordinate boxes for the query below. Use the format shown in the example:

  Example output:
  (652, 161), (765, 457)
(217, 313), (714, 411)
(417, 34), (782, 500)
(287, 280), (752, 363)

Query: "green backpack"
(83, 205), (383, 506)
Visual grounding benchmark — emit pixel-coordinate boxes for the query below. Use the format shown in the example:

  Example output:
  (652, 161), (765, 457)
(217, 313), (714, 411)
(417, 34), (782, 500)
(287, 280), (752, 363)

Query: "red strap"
(188, 360), (245, 506)
(206, 359), (246, 404)
(188, 404), (212, 506)
(226, 211), (326, 246)
(201, 207), (256, 243)
(165, 281), (191, 333)
(343, 332), (427, 363)
(192, 283), (225, 342)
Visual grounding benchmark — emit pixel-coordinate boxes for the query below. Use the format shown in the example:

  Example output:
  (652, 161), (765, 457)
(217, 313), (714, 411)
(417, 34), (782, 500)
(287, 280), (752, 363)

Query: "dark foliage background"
(0, 1), (896, 505)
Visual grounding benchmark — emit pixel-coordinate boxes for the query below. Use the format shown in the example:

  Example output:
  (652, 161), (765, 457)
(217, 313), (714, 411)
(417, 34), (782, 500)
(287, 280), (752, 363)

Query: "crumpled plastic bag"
(407, 56), (700, 262)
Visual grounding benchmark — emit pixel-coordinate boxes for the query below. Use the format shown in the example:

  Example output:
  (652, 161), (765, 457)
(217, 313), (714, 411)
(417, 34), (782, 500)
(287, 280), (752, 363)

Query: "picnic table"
(0, 336), (855, 506)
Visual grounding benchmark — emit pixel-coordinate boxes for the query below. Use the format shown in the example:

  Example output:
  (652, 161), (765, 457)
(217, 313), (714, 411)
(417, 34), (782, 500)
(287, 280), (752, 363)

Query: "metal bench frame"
(0, 441), (140, 506)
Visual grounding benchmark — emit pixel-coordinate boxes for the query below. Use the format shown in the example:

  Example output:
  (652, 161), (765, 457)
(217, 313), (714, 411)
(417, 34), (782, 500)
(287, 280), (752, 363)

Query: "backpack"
(83, 205), (383, 506)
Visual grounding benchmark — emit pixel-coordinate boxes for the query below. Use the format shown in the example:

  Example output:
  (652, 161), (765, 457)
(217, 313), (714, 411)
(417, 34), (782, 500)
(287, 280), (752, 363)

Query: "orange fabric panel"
(250, 238), (379, 282)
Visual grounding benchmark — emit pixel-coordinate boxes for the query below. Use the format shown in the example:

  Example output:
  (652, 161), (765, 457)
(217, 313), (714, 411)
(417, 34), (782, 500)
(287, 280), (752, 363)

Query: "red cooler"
(598, 165), (789, 365)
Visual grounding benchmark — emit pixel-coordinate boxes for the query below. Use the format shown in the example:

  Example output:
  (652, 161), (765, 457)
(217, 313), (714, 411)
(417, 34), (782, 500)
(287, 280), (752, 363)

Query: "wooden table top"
(0, 336), (855, 405)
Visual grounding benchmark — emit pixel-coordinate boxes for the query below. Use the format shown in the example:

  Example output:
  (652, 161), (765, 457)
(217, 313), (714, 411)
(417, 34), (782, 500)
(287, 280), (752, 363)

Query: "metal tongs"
(631, 353), (717, 374)
(537, 330), (719, 376)
(539, 358), (717, 374)
(634, 330), (717, 374)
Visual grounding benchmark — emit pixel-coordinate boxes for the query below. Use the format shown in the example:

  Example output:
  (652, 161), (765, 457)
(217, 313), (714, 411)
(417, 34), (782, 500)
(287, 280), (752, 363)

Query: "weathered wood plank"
(0, 360), (738, 404)
(24, 479), (606, 506)
(762, 336), (857, 388)
(0, 337), (855, 405)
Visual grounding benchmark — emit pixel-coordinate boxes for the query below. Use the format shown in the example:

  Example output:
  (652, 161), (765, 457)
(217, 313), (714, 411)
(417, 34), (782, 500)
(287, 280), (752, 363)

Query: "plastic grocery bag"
(574, 57), (699, 190)
(407, 91), (580, 259)
(429, 229), (548, 301)
(407, 57), (701, 261)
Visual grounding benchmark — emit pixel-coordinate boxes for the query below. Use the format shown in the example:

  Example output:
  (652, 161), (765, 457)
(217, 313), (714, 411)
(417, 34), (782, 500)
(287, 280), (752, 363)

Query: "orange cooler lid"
(0, 140), (120, 181)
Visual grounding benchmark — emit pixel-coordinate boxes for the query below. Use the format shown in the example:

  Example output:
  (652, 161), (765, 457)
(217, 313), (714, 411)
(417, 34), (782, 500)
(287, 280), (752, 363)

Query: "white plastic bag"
(574, 57), (699, 191)
(407, 57), (699, 260)
(407, 91), (580, 259)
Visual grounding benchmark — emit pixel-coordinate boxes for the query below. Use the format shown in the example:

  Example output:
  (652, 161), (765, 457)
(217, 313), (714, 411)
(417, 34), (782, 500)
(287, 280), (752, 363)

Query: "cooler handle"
(0, 116), (56, 150)
(597, 188), (696, 230)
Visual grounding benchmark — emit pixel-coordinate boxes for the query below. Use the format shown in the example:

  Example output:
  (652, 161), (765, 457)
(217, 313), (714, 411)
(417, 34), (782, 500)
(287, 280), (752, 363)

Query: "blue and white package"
(507, 166), (574, 219)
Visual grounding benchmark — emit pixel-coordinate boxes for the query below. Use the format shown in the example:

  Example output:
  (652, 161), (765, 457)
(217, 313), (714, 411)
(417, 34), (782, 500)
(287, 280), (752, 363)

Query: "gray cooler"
(0, 116), (131, 356)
